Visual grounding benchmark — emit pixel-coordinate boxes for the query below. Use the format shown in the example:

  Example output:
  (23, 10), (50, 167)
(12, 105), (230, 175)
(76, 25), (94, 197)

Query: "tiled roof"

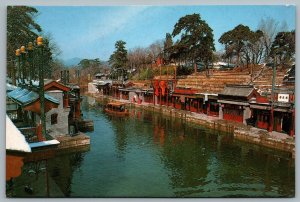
(7, 87), (59, 106)
(219, 85), (255, 97)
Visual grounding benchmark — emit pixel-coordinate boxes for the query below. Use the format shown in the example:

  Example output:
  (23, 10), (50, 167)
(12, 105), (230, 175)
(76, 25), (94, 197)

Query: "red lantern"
(159, 81), (166, 96)
(154, 80), (159, 96)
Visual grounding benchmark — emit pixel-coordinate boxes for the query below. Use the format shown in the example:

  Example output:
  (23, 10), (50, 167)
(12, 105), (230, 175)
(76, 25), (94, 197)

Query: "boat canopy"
(107, 102), (125, 107)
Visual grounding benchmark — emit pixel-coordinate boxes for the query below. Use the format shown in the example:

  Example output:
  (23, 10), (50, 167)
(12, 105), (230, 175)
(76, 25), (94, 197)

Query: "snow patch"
(29, 140), (60, 148)
(6, 115), (31, 152)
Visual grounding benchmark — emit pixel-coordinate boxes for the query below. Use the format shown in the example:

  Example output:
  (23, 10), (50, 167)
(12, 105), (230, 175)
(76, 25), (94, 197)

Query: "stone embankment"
(86, 93), (295, 158)
(55, 133), (90, 151)
(234, 128), (295, 158)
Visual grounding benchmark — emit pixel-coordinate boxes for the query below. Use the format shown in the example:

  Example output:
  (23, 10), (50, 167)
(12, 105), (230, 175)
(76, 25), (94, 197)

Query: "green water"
(8, 96), (295, 197)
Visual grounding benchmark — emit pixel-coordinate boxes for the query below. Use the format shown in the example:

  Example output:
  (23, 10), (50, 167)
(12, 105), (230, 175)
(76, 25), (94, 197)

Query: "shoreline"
(85, 92), (295, 158)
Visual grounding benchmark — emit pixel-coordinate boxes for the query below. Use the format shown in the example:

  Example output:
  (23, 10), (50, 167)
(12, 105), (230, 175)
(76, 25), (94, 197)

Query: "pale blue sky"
(35, 5), (295, 61)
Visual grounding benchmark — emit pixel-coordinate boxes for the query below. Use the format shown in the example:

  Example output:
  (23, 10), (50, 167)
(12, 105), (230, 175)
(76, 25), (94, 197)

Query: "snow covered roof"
(6, 115), (31, 153)
(6, 83), (18, 92)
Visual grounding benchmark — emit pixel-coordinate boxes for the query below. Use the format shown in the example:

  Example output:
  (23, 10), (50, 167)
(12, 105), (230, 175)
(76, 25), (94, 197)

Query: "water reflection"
(105, 106), (294, 197)
(50, 152), (86, 196)
(8, 96), (295, 197)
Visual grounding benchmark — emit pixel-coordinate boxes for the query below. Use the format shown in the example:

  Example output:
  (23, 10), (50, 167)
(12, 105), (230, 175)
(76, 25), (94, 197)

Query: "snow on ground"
(6, 115), (31, 152)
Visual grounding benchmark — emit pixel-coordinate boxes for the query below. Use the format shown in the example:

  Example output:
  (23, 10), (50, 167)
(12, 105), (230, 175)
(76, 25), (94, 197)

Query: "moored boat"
(104, 102), (129, 116)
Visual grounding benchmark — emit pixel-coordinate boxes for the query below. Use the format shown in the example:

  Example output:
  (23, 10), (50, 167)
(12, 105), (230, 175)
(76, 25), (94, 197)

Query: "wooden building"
(152, 79), (175, 107)
(119, 87), (154, 104)
(7, 86), (60, 141)
(44, 80), (71, 137)
(95, 80), (112, 96)
(218, 85), (259, 124)
(249, 88), (295, 136)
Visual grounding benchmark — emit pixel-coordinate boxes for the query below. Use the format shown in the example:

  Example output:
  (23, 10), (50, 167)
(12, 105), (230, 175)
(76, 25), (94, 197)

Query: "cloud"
(61, 6), (149, 59)
(81, 6), (149, 44)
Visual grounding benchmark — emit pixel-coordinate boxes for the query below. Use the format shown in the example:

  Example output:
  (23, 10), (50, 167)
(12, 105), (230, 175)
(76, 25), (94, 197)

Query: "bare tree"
(258, 17), (289, 62)
(147, 40), (164, 64)
(128, 47), (150, 71)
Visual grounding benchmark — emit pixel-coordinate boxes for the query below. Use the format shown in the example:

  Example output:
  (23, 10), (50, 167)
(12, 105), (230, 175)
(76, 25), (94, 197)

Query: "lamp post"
(20, 45), (26, 85)
(27, 42), (34, 87)
(15, 49), (21, 86)
(269, 56), (276, 132)
(37, 36), (47, 140)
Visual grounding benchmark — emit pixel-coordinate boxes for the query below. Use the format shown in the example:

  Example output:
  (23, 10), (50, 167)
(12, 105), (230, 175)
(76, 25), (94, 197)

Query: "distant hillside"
(63, 57), (82, 67)
(63, 58), (111, 68)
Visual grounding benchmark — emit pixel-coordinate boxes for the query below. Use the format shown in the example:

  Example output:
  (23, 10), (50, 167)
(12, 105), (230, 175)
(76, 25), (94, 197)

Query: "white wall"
(45, 90), (70, 137)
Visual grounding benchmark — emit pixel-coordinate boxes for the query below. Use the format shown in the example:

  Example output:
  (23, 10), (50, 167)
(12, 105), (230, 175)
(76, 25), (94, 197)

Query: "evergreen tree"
(109, 40), (128, 69)
(7, 6), (42, 83)
(270, 30), (295, 67)
(219, 24), (254, 66)
(163, 33), (173, 64)
(109, 40), (128, 79)
(172, 13), (215, 76)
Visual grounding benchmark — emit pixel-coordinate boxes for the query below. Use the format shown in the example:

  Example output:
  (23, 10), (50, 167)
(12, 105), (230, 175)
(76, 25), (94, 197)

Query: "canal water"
(8, 96), (295, 197)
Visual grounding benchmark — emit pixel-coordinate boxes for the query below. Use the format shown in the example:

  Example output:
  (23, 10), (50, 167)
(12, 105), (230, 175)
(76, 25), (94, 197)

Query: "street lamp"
(37, 36), (47, 140)
(15, 49), (21, 86)
(27, 42), (34, 87)
(20, 45), (26, 85)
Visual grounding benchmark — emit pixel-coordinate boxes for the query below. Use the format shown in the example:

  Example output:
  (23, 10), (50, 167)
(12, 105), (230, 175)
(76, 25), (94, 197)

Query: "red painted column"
(166, 90), (169, 106)
(36, 124), (45, 141)
(159, 89), (162, 106)
(268, 108), (274, 132)
(153, 90), (155, 105)
(75, 100), (81, 119)
(207, 101), (210, 116)
(63, 93), (69, 108)
(172, 96), (174, 108)
(290, 109), (295, 136)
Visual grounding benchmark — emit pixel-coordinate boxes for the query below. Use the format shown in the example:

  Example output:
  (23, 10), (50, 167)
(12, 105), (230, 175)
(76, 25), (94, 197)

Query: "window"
(51, 113), (58, 125)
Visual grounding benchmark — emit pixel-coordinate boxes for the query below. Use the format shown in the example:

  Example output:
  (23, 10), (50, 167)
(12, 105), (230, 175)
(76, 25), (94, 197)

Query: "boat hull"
(104, 108), (129, 117)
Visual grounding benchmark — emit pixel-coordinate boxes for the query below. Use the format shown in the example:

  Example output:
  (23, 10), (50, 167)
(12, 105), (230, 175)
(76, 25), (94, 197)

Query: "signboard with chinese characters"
(278, 94), (289, 103)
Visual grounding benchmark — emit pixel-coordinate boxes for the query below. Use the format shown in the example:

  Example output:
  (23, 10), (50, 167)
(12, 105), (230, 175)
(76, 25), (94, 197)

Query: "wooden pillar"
(63, 92), (69, 108)
(36, 124), (45, 141)
(268, 108), (274, 132)
(172, 96), (174, 108)
(75, 100), (81, 119)
(207, 101), (210, 116)
(166, 91), (169, 106)
(153, 90), (155, 105)
(197, 98), (200, 113)
(159, 89), (162, 106)
(290, 109), (295, 136)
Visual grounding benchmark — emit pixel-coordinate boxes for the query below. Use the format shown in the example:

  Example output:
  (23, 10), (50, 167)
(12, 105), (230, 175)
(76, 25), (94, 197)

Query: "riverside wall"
(86, 93), (295, 158)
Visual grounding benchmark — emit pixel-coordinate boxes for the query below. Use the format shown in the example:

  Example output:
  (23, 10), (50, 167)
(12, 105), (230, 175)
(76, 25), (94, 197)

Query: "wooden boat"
(104, 102), (129, 116)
